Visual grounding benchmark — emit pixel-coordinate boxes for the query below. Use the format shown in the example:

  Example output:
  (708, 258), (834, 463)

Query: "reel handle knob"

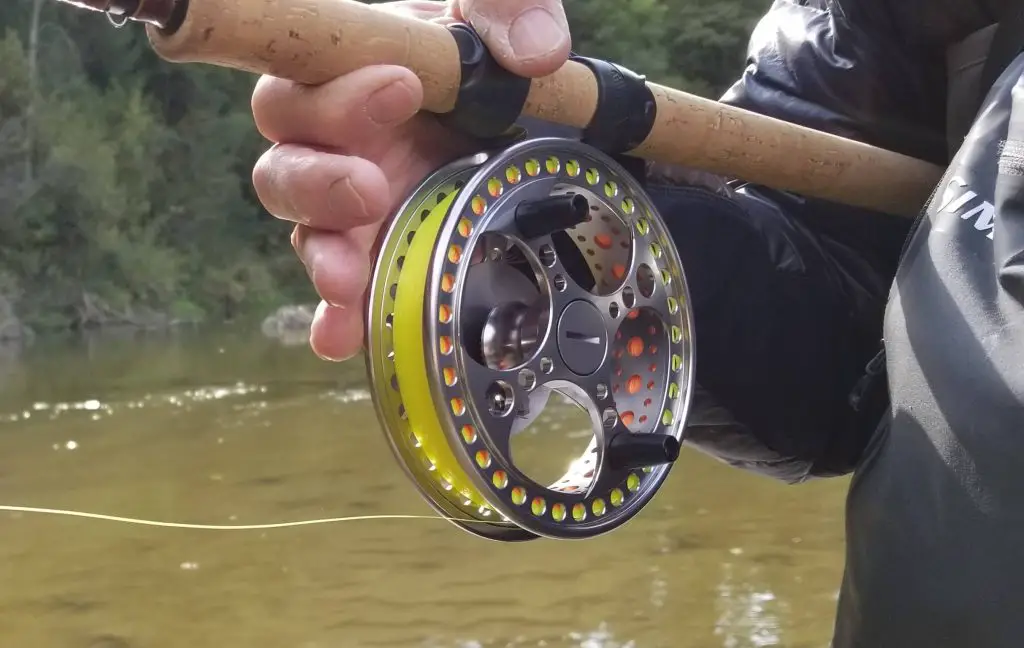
(606, 432), (681, 471)
(515, 194), (590, 240)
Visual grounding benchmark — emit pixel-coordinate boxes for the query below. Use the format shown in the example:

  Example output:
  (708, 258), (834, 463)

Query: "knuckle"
(251, 150), (278, 202)
(250, 76), (289, 137)
(251, 146), (305, 218)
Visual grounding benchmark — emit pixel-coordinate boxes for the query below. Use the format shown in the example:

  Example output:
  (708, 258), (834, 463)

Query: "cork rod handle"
(147, 0), (944, 218)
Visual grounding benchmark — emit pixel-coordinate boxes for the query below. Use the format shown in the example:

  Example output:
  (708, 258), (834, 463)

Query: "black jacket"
(655, 0), (1008, 483)
(683, 2), (1024, 647)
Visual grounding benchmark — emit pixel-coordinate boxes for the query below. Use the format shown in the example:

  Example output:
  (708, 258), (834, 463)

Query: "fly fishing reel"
(364, 137), (696, 541)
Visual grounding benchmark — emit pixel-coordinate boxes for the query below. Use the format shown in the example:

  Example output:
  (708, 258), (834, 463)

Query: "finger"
(253, 145), (391, 231)
(251, 65), (423, 149)
(452, 0), (571, 78)
(309, 301), (366, 362)
(293, 226), (372, 308)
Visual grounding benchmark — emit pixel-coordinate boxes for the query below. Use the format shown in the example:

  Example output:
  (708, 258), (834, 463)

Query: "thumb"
(451, 0), (571, 78)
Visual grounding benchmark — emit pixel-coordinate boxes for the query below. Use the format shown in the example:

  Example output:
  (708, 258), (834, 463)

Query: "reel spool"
(364, 138), (696, 541)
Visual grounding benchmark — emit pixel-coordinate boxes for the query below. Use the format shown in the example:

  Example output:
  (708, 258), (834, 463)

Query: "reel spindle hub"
(365, 138), (696, 541)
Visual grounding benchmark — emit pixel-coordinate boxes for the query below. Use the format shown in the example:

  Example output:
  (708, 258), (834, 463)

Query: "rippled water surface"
(0, 327), (849, 647)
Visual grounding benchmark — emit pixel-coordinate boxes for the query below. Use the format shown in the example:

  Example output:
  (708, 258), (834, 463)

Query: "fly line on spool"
(364, 138), (696, 541)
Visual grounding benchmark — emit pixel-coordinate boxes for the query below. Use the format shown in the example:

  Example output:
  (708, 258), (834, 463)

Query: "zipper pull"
(849, 346), (887, 412)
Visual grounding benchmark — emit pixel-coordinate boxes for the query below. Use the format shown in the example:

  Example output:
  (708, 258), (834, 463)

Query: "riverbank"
(0, 295), (316, 351)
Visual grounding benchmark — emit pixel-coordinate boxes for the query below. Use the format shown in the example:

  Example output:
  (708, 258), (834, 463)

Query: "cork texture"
(633, 84), (943, 217)
(145, 0), (944, 217)
(147, 0), (463, 111)
(522, 61), (598, 129)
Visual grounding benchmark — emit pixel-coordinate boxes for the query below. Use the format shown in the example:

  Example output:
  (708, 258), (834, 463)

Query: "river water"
(0, 326), (849, 648)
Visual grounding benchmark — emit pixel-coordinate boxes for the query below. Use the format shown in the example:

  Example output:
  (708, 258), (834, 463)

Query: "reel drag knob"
(364, 138), (696, 541)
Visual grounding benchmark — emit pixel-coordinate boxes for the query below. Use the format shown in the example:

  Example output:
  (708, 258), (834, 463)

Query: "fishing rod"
(50, 0), (944, 543)
(56, 0), (942, 217)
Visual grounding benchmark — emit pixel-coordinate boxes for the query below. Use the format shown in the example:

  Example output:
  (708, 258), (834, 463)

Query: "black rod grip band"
(569, 54), (657, 155)
(437, 24), (532, 141)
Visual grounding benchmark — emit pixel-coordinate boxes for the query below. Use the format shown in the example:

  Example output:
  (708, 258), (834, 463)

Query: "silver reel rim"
(421, 137), (697, 540)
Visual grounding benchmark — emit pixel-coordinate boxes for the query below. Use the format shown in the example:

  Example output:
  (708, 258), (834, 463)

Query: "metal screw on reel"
(364, 137), (696, 541)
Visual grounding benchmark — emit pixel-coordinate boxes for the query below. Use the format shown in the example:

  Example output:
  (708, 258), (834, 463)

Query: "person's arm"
(719, 0), (949, 164)
(648, 0), (955, 483)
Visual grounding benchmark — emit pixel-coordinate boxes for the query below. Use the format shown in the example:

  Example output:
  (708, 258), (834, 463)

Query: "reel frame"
(364, 137), (696, 541)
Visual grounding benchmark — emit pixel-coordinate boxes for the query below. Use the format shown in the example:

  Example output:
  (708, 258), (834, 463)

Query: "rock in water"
(261, 304), (315, 345)
(0, 294), (33, 344)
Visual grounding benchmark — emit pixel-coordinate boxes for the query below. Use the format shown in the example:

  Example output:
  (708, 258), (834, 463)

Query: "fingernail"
(328, 177), (370, 222)
(367, 80), (416, 125)
(508, 7), (567, 62)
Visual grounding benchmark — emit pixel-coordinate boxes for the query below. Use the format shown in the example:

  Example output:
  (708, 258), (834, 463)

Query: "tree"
(0, 0), (765, 333)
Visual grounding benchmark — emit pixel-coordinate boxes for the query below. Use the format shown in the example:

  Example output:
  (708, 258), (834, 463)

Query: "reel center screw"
(555, 300), (608, 376)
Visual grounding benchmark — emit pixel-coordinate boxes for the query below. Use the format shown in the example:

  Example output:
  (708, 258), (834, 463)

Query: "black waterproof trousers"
(833, 42), (1024, 648)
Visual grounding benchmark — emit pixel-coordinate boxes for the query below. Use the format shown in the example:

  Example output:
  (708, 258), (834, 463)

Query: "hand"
(250, 0), (571, 362)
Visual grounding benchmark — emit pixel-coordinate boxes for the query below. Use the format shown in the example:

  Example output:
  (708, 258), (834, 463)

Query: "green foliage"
(0, 0), (765, 332)
(565, 0), (768, 95)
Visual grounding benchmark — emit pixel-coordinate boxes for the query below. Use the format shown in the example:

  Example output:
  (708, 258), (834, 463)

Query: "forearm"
(649, 181), (900, 483)
(718, 0), (948, 164)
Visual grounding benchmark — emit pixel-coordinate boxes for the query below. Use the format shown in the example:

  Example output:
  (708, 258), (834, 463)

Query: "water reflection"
(0, 327), (849, 647)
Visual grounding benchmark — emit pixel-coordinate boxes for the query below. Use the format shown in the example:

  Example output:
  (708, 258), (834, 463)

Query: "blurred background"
(0, 0), (851, 646)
